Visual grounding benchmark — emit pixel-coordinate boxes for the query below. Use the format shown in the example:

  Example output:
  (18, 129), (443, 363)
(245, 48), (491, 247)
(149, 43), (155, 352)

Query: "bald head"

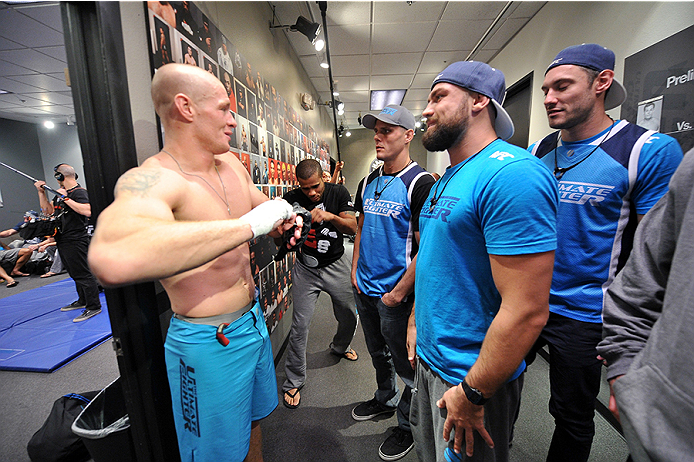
(151, 63), (225, 122)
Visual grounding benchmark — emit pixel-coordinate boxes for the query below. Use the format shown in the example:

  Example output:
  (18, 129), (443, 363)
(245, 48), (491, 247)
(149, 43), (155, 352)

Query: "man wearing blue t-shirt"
(527, 44), (683, 462)
(352, 104), (435, 461)
(409, 61), (558, 462)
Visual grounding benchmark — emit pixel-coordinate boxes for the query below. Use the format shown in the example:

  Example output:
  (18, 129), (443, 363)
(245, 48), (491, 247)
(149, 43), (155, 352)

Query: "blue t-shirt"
(355, 161), (435, 297)
(415, 139), (558, 385)
(529, 120), (683, 323)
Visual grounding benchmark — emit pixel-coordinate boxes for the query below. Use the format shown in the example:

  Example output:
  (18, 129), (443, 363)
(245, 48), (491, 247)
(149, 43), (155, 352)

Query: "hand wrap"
(240, 199), (294, 238)
(274, 202), (312, 261)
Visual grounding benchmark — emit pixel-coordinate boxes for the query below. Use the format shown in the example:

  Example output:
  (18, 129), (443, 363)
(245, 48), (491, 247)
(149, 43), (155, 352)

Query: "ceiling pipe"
(466, 1), (514, 61)
(318, 1), (341, 163)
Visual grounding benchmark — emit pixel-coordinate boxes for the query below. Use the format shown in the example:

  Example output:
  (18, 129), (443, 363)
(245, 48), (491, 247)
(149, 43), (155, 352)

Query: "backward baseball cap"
(362, 104), (415, 131)
(546, 43), (627, 110)
(431, 61), (515, 140)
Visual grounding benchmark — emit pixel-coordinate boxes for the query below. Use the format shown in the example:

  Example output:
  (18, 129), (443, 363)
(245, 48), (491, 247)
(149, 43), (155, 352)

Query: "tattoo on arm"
(115, 170), (162, 197)
(343, 211), (356, 217)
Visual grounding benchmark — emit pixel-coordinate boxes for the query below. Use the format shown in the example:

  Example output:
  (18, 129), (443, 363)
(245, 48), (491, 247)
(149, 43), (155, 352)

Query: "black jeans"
(58, 237), (101, 311)
(526, 312), (603, 462)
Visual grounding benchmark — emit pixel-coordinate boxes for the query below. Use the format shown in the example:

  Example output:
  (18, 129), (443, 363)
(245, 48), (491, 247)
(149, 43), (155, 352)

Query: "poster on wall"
(620, 24), (694, 153)
(146, 1), (331, 336)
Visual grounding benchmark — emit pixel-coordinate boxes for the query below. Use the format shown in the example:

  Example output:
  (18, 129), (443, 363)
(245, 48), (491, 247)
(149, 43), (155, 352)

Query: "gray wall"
(0, 119), (83, 236)
(0, 119), (45, 232)
(338, 127), (430, 197)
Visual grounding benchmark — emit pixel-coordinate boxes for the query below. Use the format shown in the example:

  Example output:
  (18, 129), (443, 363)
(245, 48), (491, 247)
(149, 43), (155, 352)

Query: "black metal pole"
(318, 1), (341, 163)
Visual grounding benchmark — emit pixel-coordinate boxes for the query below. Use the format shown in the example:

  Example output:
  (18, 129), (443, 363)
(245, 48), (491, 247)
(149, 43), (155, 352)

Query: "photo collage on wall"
(147, 1), (333, 334)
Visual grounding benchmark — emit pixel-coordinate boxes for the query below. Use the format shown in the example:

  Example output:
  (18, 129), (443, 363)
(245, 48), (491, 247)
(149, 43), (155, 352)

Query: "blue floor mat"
(0, 278), (111, 372)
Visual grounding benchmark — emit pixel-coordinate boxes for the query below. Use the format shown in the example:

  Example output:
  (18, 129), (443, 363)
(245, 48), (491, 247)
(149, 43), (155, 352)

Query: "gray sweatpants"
(283, 252), (358, 392)
(410, 359), (522, 462)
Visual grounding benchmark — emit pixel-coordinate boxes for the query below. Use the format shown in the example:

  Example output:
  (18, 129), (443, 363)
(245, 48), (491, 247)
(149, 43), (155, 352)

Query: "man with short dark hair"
(527, 43), (683, 462)
(410, 60), (558, 462)
(35, 163), (102, 322)
(352, 104), (435, 461)
(280, 158), (358, 409)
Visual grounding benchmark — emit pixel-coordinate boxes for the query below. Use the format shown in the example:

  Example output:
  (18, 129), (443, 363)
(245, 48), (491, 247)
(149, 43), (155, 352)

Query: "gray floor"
(0, 272), (629, 461)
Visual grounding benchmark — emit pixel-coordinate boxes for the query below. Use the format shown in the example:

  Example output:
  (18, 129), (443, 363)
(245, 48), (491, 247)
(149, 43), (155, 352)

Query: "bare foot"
(41, 272), (57, 278)
(11, 271), (29, 277)
(6, 279), (18, 288)
(343, 349), (358, 361)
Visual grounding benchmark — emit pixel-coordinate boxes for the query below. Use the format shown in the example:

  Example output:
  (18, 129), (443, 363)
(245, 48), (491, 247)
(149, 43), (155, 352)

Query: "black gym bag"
(27, 391), (100, 462)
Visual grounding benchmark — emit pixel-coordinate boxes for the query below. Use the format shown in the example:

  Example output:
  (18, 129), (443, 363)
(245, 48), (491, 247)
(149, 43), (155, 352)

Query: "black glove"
(274, 202), (312, 261)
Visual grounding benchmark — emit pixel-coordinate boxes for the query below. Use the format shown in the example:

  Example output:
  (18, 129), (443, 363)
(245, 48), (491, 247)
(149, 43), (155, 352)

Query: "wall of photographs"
(146, 1), (333, 336)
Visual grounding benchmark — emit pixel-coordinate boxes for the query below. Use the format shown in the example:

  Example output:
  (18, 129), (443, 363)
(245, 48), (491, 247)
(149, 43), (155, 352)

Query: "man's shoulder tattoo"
(116, 169), (162, 197)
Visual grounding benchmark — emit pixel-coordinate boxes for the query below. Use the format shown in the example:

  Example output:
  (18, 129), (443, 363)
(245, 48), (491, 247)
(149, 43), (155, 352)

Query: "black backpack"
(27, 391), (99, 462)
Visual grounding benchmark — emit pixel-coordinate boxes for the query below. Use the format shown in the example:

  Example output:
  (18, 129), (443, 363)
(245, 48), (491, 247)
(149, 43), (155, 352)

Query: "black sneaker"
(60, 301), (86, 312)
(73, 309), (102, 322)
(352, 397), (396, 421)
(379, 427), (415, 461)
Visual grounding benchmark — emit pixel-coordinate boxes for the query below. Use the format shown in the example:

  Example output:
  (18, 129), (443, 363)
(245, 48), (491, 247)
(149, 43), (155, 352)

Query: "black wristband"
(461, 378), (488, 406)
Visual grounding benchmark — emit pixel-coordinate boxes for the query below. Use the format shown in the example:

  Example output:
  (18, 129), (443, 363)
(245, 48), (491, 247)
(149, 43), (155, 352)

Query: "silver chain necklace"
(162, 149), (231, 215)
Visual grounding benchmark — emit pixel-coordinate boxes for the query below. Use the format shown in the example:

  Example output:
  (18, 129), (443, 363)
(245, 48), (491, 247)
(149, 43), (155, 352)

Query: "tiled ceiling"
(0, 1), (73, 125)
(272, 1), (546, 131)
(0, 1), (545, 130)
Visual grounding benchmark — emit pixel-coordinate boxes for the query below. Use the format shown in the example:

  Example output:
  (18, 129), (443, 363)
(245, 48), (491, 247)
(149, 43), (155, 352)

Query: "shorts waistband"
(173, 300), (255, 326)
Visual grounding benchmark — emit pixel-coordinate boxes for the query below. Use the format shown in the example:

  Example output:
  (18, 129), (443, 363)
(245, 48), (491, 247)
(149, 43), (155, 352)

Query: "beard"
(547, 95), (595, 131)
(422, 107), (468, 152)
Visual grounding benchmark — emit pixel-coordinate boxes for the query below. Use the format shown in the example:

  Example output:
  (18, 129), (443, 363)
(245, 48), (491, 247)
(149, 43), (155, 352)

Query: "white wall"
(490, 1), (694, 145)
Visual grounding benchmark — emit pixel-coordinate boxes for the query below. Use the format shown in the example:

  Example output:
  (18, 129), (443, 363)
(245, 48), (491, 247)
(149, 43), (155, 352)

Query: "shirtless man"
(88, 63), (302, 462)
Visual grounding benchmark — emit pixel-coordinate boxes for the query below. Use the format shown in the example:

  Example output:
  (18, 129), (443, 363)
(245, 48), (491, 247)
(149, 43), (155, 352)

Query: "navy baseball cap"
(362, 104), (416, 131)
(546, 43), (627, 110)
(431, 61), (514, 140)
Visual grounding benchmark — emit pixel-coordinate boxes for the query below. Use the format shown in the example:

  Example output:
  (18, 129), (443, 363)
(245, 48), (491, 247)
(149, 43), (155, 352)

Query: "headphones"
(54, 163), (78, 182)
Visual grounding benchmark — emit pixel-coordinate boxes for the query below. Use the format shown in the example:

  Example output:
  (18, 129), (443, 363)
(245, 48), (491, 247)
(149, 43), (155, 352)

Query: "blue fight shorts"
(164, 301), (278, 462)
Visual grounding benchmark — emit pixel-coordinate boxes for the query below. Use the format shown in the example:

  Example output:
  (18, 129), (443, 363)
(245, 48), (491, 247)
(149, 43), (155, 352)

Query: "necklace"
(374, 160), (412, 200)
(162, 149), (231, 215)
(553, 118), (614, 180)
(428, 141), (494, 212)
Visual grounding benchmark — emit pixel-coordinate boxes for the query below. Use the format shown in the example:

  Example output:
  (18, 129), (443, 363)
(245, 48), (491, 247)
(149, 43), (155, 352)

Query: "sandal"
(283, 388), (301, 409)
(6, 280), (18, 288)
(329, 344), (358, 361)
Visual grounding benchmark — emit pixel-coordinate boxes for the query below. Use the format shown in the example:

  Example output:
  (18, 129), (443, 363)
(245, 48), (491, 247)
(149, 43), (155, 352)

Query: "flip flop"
(330, 347), (358, 361)
(41, 272), (57, 278)
(283, 388), (301, 409)
(6, 280), (18, 288)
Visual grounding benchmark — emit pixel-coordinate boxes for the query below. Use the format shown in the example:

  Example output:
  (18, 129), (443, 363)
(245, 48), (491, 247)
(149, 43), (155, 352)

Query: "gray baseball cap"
(362, 104), (415, 131)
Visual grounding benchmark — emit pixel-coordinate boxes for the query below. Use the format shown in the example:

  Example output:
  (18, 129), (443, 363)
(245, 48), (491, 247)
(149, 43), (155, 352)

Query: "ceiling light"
(43, 121), (55, 129)
(320, 62), (329, 69)
(290, 16), (321, 44)
(314, 39), (325, 52)
(345, 130), (351, 137)
(0, 89), (10, 95)
(415, 121), (422, 128)
(370, 90), (407, 111)
(336, 101), (345, 112)
(333, 91), (339, 96)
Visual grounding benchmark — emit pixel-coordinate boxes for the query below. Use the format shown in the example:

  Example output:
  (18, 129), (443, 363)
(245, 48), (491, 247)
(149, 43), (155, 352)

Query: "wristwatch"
(461, 378), (488, 406)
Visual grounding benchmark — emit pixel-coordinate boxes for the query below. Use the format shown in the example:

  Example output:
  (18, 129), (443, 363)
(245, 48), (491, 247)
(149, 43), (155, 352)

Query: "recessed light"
(320, 62), (329, 69)
(43, 121), (55, 129)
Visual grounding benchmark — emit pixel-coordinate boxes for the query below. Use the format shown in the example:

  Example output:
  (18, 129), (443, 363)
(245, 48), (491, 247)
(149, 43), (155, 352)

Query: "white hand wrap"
(240, 199), (294, 238)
